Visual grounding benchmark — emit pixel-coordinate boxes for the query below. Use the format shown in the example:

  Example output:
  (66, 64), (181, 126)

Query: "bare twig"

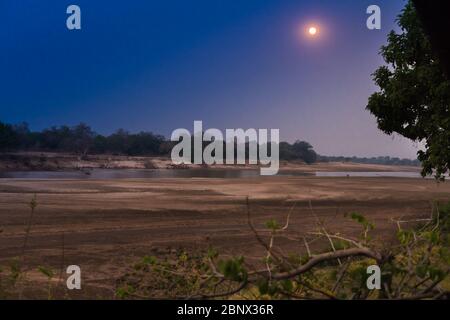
(282, 202), (296, 230)
(332, 260), (350, 293)
(185, 280), (248, 300)
(245, 197), (283, 263)
(308, 232), (363, 249)
(303, 237), (312, 258)
(308, 200), (342, 265)
(21, 194), (37, 260)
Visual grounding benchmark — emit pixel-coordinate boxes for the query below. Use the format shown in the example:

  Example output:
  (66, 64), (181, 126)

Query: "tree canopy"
(367, 1), (450, 180)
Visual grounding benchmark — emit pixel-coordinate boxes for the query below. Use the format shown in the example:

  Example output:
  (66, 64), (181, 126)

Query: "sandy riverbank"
(0, 152), (421, 173)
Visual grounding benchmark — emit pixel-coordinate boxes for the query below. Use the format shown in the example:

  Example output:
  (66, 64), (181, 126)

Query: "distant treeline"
(0, 122), (168, 156)
(0, 121), (419, 166)
(318, 155), (420, 166)
(0, 121), (318, 163)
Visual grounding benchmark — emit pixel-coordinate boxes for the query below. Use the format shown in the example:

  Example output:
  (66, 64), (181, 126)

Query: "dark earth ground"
(0, 174), (449, 298)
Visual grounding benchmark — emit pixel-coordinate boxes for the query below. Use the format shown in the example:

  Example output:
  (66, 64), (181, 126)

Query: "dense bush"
(116, 201), (450, 300)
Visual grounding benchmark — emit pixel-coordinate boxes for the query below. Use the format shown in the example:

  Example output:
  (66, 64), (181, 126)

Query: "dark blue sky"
(0, 0), (419, 158)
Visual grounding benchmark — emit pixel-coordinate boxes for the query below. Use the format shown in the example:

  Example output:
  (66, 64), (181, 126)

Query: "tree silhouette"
(367, 1), (450, 180)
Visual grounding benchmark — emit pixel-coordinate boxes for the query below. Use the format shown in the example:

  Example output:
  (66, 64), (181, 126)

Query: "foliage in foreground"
(0, 196), (59, 299)
(2, 196), (449, 300)
(117, 200), (450, 300)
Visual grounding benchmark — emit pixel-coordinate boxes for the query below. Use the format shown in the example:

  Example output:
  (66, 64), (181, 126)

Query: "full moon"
(308, 26), (317, 36)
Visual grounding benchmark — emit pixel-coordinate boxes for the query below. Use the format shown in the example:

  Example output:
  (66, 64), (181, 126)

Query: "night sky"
(0, 0), (419, 158)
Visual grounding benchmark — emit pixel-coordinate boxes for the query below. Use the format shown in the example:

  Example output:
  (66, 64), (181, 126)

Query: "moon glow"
(308, 26), (318, 36)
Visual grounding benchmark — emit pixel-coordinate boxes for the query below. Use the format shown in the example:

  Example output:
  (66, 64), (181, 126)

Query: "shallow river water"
(0, 169), (427, 179)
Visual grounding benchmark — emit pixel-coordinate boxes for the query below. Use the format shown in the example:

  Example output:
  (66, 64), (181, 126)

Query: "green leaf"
(37, 266), (54, 279)
(265, 219), (280, 231)
(142, 255), (157, 265)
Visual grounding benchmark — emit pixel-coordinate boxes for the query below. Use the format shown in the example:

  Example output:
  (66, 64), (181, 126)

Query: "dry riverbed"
(0, 172), (448, 298)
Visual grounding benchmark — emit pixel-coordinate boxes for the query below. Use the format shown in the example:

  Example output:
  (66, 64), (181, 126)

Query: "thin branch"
(298, 279), (338, 300)
(185, 280), (248, 300)
(255, 247), (383, 281)
(282, 202), (296, 230)
(332, 260), (350, 293)
(266, 234), (274, 280)
(21, 194), (37, 260)
(399, 291), (447, 300)
(308, 200), (341, 265)
(303, 237), (312, 258)
(308, 232), (363, 249)
(245, 197), (283, 263)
